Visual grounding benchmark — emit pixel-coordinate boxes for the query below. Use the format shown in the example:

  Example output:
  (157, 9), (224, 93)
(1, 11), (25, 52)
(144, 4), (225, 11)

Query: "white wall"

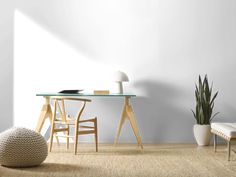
(1, 0), (236, 143)
(0, 0), (14, 132)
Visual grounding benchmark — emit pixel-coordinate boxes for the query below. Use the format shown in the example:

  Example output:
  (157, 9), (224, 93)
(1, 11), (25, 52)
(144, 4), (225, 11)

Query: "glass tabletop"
(36, 92), (136, 97)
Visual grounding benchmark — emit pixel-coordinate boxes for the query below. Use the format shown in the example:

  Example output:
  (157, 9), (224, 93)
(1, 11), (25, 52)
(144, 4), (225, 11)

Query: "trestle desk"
(36, 93), (143, 149)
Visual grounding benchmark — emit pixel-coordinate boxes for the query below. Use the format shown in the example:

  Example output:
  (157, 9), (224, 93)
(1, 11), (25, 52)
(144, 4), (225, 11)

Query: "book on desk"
(93, 90), (110, 95)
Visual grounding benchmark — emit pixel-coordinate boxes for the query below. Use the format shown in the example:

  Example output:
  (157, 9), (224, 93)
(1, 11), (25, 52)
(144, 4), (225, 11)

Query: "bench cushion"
(211, 123), (236, 138)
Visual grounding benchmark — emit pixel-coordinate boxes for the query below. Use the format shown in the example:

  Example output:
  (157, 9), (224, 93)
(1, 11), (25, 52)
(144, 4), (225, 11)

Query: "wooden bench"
(211, 123), (236, 161)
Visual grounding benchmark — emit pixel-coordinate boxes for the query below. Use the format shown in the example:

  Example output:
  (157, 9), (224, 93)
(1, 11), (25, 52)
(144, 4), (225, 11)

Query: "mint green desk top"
(36, 93), (136, 97)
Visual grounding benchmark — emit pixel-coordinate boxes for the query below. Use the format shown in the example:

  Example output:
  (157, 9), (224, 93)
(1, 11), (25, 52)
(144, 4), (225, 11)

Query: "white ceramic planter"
(193, 124), (212, 146)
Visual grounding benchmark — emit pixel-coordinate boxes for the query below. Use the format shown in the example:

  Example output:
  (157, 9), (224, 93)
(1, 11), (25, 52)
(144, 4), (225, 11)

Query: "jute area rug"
(0, 144), (236, 177)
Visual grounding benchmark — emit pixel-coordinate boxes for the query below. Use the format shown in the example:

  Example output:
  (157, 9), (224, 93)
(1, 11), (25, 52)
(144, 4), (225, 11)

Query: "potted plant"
(191, 75), (219, 146)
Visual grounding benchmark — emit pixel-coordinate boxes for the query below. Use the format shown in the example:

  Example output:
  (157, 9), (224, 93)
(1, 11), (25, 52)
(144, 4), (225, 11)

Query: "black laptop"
(59, 90), (83, 94)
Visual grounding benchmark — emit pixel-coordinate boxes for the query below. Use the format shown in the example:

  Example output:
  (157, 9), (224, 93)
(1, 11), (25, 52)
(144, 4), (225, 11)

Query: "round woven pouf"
(0, 127), (48, 167)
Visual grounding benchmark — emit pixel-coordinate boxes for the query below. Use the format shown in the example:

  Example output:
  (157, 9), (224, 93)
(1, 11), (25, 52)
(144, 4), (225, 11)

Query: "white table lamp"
(114, 71), (129, 94)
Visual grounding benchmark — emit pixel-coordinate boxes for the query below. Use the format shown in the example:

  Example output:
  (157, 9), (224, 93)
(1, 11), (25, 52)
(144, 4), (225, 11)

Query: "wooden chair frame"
(49, 97), (98, 154)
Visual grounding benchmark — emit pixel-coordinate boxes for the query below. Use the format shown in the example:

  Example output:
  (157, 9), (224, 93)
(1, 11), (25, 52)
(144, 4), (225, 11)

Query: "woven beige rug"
(0, 144), (236, 177)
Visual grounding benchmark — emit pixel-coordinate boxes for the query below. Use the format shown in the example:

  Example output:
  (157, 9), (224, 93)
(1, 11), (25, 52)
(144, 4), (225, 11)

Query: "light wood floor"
(1, 144), (236, 177)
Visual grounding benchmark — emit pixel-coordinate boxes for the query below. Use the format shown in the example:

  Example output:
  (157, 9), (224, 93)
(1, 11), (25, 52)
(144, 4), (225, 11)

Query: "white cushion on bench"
(211, 123), (236, 138)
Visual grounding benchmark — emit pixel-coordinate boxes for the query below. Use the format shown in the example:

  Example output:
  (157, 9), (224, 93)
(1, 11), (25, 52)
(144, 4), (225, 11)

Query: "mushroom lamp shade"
(114, 71), (129, 94)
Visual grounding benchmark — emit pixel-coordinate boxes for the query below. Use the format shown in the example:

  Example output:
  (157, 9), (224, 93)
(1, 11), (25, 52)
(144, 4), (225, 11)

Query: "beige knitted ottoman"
(0, 127), (48, 167)
(211, 123), (236, 161)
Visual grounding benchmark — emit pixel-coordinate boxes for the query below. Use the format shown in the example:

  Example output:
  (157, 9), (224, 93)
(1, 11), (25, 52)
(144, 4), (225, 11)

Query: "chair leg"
(94, 118), (98, 152)
(228, 141), (231, 161)
(74, 124), (79, 155)
(49, 123), (55, 152)
(56, 135), (60, 146)
(66, 125), (69, 150)
(214, 134), (217, 152)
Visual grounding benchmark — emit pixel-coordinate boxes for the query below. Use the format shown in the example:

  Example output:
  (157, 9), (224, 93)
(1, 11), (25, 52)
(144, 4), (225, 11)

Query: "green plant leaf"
(210, 91), (218, 106)
(191, 109), (196, 118)
(210, 112), (220, 122)
(191, 75), (219, 124)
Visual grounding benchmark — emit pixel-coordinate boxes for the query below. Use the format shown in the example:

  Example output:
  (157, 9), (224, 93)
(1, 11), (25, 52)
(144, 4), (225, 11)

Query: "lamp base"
(115, 82), (123, 94)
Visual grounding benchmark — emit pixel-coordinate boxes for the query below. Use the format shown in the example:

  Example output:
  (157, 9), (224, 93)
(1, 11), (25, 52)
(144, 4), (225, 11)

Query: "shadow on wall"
(94, 79), (195, 143)
(132, 80), (195, 143)
(15, 1), (98, 60)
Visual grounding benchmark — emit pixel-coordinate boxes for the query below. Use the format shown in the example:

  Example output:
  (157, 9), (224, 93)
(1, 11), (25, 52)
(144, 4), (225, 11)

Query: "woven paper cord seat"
(0, 127), (48, 167)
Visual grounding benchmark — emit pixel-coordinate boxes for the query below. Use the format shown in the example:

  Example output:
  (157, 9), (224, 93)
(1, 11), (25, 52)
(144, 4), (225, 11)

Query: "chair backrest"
(51, 97), (91, 123)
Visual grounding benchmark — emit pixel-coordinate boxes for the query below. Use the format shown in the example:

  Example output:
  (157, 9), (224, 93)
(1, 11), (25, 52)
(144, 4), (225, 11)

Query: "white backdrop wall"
(1, 0), (236, 143)
(0, 0), (14, 132)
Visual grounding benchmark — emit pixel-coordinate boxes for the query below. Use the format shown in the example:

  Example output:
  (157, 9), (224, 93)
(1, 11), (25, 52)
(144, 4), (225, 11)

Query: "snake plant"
(191, 75), (219, 125)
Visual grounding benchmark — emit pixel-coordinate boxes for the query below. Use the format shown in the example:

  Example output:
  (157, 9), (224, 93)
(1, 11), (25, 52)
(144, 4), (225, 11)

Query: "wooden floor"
(1, 144), (236, 177)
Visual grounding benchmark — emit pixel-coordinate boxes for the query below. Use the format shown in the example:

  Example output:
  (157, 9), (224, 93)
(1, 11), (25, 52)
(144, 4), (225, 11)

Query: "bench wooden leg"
(214, 134), (217, 152)
(228, 141), (231, 161)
